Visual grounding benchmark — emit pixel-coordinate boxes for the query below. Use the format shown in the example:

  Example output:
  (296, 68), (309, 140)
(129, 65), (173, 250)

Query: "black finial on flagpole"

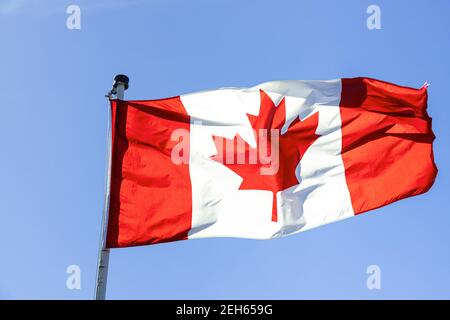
(113, 74), (129, 90)
(106, 74), (129, 99)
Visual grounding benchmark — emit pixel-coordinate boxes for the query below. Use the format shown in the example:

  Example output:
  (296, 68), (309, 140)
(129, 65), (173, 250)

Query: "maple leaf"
(211, 90), (320, 222)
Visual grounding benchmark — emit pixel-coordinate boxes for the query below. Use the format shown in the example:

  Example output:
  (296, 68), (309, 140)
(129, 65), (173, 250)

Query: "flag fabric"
(106, 77), (437, 248)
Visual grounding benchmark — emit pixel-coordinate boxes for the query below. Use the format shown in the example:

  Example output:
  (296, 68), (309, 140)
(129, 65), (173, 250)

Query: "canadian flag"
(106, 77), (437, 248)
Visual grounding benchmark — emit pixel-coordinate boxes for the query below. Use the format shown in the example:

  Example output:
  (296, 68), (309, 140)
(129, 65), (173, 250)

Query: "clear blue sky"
(1, 0), (449, 299)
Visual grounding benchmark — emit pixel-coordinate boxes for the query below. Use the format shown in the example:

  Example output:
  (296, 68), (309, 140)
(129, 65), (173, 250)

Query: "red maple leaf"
(211, 90), (320, 222)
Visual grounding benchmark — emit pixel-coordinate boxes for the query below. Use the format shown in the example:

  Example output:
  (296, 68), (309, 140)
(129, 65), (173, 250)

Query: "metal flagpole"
(95, 74), (129, 300)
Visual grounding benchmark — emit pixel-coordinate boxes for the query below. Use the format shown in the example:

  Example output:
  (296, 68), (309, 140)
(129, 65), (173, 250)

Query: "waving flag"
(106, 77), (437, 248)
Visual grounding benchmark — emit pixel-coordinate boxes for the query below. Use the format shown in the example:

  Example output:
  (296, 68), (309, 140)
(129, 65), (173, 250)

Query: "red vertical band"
(106, 97), (192, 248)
(340, 78), (437, 215)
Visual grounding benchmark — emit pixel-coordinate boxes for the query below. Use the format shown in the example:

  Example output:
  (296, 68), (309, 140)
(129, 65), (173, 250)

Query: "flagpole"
(94, 74), (129, 300)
